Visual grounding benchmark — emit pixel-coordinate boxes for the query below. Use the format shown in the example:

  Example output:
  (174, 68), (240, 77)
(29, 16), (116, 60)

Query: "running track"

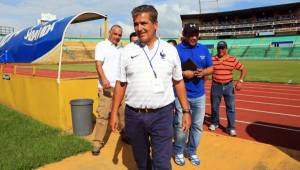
(204, 81), (300, 151)
(2, 65), (300, 150)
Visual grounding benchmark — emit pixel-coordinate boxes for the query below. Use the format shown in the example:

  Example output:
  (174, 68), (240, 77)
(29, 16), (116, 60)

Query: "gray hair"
(110, 24), (123, 32)
(131, 5), (158, 23)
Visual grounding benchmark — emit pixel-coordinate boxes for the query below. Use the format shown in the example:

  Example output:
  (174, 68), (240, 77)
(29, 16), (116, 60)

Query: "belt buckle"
(145, 108), (148, 113)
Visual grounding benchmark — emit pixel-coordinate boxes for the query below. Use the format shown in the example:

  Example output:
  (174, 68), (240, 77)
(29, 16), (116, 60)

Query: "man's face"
(109, 27), (122, 45)
(217, 46), (227, 57)
(130, 36), (139, 43)
(133, 12), (157, 44)
(185, 32), (199, 47)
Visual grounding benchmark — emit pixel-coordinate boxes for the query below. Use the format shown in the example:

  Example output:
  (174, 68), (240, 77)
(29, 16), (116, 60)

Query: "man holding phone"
(173, 23), (213, 166)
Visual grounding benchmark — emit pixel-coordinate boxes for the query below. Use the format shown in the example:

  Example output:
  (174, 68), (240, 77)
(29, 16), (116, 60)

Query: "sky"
(0, 0), (299, 38)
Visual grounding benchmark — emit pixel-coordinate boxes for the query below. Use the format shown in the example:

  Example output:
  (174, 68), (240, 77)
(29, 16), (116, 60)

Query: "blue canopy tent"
(0, 11), (107, 83)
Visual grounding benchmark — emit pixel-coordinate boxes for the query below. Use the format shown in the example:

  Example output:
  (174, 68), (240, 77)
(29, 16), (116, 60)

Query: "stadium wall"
(0, 73), (98, 130)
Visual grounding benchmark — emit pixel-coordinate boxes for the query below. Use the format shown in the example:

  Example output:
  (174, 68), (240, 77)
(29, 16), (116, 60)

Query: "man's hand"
(182, 113), (191, 132)
(102, 78), (111, 89)
(194, 68), (205, 78)
(235, 82), (242, 91)
(110, 113), (119, 133)
(183, 70), (195, 79)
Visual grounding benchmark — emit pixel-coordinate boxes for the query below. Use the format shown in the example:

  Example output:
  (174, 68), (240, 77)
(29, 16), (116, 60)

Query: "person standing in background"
(173, 23), (213, 166)
(209, 41), (247, 136)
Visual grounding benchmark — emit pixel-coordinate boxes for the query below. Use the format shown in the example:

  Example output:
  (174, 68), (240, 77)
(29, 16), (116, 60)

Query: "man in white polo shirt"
(91, 25), (125, 156)
(110, 5), (191, 170)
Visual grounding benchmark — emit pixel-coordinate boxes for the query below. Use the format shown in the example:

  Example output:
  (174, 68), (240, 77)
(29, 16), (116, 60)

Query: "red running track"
(204, 81), (300, 150)
(1, 64), (97, 78)
(2, 65), (300, 150)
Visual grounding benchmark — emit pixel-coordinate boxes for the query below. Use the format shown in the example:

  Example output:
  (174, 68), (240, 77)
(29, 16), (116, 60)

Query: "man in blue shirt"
(173, 23), (213, 166)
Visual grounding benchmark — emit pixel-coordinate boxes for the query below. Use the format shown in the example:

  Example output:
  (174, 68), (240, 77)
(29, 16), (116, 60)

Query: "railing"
(199, 27), (300, 36)
(199, 19), (300, 31)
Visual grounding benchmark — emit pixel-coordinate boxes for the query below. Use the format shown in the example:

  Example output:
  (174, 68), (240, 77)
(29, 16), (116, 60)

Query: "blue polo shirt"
(176, 42), (213, 98)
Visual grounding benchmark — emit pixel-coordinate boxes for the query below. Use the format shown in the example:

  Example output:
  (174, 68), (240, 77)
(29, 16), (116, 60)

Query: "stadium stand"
(200, 36), (300, 60)
(0, 26), (14, 36)
(181, 2), (300, 60)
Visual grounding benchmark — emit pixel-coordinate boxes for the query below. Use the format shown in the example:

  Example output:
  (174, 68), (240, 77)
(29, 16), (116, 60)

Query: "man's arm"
(194, 66), (213, 78)
(235, 67), (247, 91)
(173, 79), (191, 132)
(110, 81), (127, 132)
(96, 60), (111, 89)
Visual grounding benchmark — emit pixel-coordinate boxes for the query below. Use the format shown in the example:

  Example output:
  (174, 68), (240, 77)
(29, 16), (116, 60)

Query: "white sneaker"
(228, 129), (237, 136)
(208, 124), (219, 131)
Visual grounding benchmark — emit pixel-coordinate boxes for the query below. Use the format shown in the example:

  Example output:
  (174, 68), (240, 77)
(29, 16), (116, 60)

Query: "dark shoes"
(91, 141), (102, 156)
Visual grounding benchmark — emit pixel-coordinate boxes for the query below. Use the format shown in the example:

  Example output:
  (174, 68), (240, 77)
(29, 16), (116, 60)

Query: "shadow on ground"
(246, 121), (300, 162)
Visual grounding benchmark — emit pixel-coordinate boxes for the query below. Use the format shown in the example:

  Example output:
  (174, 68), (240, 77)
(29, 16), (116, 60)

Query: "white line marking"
(236, 94), (300, 101)
(204, 115), (300, 133)
(205, 104), (300, 117)
(205, 83), (300, 90)
(243, 83), (300, 89)
(236, 99), (300, 108)
(242, 86), (300, 93)
(240, 89), (300, 96)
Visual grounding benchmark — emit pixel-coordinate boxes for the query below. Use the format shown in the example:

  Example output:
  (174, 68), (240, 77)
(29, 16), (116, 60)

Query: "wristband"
(182, 109), (191, 114)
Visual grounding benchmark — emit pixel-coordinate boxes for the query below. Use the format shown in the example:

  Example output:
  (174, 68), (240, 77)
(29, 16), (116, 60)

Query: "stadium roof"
(181, 2), (300, 20)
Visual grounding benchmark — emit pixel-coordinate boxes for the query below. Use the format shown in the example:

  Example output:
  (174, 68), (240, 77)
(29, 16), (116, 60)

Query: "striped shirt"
(212, 55), (244, 83)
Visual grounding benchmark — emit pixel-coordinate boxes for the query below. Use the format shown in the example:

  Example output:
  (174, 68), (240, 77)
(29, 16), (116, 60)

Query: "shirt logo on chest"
(131, 54), (139, 59)
(160, 50), (166, 59)
(199, 55), (205, 60)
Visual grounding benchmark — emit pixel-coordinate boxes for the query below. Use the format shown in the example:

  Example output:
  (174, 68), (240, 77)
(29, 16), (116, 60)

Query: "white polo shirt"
(119, 39), (183, 109)
(95, 39), (121, 89)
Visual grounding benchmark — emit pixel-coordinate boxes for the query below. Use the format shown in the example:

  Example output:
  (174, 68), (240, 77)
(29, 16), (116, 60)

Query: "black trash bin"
(70, 99), (94, 136)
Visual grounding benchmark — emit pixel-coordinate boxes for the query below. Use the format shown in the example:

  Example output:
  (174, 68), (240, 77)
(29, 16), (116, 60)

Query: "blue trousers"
(210, 81), (236, 130)
(125, 103), (174, 170)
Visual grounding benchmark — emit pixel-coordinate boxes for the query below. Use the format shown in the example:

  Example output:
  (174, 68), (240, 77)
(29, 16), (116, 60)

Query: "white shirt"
(119, 39), (183, 109)
(95, 39), (121, 89)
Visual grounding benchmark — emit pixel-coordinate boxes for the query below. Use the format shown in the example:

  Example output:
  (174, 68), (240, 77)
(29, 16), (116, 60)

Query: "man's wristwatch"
(239, 79), (244, 83)
(182, 109), (191, 114)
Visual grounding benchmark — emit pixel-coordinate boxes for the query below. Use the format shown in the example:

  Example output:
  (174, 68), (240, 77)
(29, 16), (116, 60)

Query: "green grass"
(233, 60), (300, 84)
(0, 105), (91, 170)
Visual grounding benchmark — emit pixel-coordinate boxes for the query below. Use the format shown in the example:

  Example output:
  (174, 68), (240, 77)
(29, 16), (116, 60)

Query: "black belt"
(213, 80), (233, 86)
(126, 103), (174, 113)
(126, 105), (160, 113)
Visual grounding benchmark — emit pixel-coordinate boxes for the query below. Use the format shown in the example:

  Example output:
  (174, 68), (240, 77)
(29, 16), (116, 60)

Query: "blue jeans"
(210, 81), (236, 130)
(173, 95), (205, 156)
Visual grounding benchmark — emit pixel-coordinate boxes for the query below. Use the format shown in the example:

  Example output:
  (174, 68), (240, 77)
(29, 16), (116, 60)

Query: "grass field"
(233, 60), (300, 84)
(20, 60), (300, 84)
(0, 105), (91, 170)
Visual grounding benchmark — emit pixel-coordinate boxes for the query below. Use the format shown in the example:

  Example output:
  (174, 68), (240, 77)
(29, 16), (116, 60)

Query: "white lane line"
(205, 104), (300, 117)
(204, 115), (300, 133)
(204, 86), (300, 94)
(242, 86), (300, 93)
(235, 94), (300, 101)
(206, 93), (300, 102)
(206, 82), (300, 89)
(241, 89), (300, 96)
(236, 99), (300, 108)
(243, 83), (300, 89)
